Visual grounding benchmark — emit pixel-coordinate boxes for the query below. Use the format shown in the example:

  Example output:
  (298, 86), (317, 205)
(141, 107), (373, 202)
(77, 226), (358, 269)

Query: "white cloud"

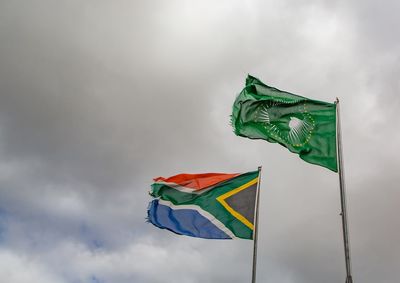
(0, 249), (65, 283)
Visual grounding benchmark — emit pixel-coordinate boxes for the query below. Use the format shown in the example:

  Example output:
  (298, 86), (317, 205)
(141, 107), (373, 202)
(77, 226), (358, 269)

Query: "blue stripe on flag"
(147, 200), (231, 239)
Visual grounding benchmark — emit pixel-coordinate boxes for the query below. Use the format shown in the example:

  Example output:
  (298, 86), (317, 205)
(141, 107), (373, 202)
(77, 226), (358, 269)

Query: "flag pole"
(335, 98), (353, 283)
(251, 166), (262, 283)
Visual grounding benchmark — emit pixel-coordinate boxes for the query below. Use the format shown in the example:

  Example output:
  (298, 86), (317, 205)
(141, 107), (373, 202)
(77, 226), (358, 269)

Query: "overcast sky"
(0, 1), (399, 282)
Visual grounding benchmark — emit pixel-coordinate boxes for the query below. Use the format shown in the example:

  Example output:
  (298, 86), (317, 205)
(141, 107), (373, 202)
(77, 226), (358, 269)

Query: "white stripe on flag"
(158, 199), (236, 239)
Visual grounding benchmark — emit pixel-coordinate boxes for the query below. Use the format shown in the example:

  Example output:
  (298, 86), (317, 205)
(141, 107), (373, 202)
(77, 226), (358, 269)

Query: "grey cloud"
(0, 0), (399, 282)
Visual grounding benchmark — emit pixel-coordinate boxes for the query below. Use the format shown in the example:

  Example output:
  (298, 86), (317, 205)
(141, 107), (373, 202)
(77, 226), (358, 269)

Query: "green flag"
(231, 75), (337, 172)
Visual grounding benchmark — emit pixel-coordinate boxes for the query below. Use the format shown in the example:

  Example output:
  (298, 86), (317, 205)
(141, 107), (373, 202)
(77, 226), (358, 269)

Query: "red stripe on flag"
(153, 173), (241, 191)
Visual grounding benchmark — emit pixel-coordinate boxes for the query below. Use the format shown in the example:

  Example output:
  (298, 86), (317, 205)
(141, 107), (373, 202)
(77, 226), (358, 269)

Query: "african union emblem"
(231, 75), (337, 172)
(255, 99), (316, 147)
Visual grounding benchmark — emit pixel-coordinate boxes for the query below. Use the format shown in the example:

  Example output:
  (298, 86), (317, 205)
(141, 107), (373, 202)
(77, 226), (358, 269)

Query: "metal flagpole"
(251, 166), (262, 283)
(335, 98), (353, 283)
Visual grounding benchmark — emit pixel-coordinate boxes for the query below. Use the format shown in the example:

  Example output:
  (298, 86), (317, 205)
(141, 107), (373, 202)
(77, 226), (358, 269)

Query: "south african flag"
(147, 171), (260, 239)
